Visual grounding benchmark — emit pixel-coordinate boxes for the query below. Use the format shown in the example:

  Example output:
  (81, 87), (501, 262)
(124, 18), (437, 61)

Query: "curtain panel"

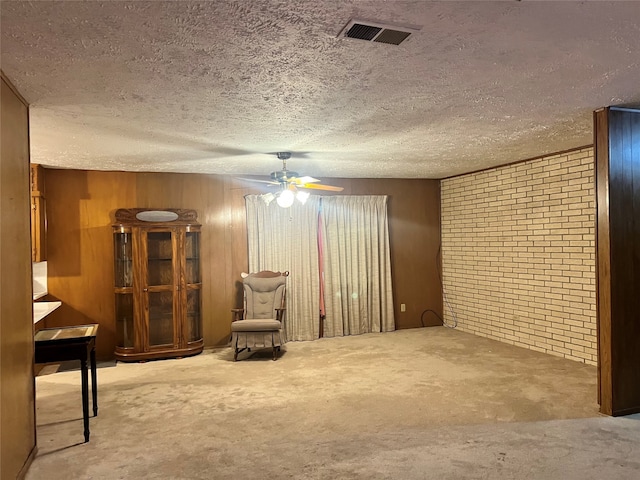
(245, 194), (394, 342)
(245, 195), (320, 341)
(320, 195), (395, 336)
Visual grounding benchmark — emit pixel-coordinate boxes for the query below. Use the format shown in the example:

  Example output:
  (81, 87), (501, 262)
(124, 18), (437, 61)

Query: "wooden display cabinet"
(113, 208), (203, 361)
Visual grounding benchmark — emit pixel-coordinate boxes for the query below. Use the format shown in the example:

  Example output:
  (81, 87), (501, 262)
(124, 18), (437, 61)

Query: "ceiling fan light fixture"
(276, 189), (295, 208)
(296, 190), (310, 205)
(245, 152), (344, 205)
(261, 192), (275, 205)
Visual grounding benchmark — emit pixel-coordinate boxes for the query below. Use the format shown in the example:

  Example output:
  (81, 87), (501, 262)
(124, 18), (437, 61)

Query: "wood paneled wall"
(1, 73), (36, 479)
(595, 106), (640, 416)
(43, 170), (441, 359)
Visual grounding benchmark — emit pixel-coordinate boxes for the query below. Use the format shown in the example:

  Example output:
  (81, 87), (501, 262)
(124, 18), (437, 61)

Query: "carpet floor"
(27, 327), (640, 479)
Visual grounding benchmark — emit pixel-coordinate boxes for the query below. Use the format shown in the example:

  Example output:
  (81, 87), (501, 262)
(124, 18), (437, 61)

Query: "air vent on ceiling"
(338, 19), (420, 46)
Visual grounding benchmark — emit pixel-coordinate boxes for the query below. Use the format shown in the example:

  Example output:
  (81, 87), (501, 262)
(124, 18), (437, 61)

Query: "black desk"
(34, 324), (99, 442)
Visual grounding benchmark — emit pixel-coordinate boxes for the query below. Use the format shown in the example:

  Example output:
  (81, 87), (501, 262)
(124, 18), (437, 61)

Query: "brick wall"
(440, 147), (596, 364)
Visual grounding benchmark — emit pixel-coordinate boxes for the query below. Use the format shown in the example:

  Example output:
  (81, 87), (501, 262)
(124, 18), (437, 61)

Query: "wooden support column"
(1, 70), (37, 479)
(31, 164), (47, 262)
(594, 106), (640, 416)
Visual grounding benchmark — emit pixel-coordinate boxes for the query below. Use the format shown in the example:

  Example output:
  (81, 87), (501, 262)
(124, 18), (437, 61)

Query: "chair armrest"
(275, 308), (286, 322)
(231, 308), (244, 321)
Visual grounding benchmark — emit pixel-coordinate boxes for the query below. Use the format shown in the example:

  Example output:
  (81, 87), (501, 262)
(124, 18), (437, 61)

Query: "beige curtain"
(320, 195), (395, 336)
(245, 195), (320, 341)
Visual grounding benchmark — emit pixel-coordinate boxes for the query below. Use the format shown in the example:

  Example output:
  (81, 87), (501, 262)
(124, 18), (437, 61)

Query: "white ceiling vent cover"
(338, 19), (421, 46)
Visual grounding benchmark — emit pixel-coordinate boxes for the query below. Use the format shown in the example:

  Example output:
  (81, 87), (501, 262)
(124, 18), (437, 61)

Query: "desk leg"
(90, 347), (98, 416)
(81, 357), (90, 442)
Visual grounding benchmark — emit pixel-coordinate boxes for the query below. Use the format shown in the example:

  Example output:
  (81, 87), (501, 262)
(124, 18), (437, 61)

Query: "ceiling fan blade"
(236, 177), (280, 186)
(294, 176), (320, 184)
(299, 183), (344, 192)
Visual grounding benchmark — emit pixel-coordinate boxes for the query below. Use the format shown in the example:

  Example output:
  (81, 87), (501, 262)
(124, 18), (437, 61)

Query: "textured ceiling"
(1, 1), (639, 179)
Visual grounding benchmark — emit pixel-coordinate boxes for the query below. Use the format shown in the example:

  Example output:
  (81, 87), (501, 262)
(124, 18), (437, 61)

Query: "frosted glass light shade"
(276, 189), (295, 208)
(261, 192), (275, 205)
(296, 191), (310, 204)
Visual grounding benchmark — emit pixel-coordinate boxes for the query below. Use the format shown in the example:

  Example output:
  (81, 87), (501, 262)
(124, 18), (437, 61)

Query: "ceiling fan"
(241, 152), (344, 207)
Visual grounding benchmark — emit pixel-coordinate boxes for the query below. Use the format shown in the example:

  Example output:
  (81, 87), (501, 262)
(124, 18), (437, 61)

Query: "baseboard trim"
(611, 405), (640, 417)
(17, 445), (37, 480)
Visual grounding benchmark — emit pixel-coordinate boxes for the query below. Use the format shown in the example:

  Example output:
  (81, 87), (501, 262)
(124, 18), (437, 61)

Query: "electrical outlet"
(400, 303), (406, 312)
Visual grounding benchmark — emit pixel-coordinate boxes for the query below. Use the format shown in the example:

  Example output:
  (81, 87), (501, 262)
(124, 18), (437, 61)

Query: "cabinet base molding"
(115, 341), (204, 362)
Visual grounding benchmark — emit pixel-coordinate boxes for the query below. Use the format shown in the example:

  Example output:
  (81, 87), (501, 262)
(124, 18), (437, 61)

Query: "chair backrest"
(243, 271), (288, 319)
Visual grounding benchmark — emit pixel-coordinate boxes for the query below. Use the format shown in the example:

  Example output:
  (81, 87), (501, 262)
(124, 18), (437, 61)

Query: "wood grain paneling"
(595, 108), (611, 412)
(44, 170), (137, 359)
(595, 106), (640, 416)
(1, 73), (36, 479)
(44, 170), (442, 358)
(135, 173), (233, 347)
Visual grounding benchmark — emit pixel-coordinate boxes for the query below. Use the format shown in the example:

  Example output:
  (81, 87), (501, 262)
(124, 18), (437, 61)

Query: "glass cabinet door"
(186, 288), (201, 342)
(147, 231), (174, 286)
(185, 231), (200, 284)
(114, 231), (133, 287)
(115, 293), (134, 348)
(185, 231), (201, 343)
(148, 291), (174, 346)
(146, 231), (175, 347)
(114, 229), (134, 351)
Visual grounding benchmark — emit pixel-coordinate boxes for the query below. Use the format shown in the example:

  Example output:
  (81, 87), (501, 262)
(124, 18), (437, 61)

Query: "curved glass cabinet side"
(114, 230), (133, 287)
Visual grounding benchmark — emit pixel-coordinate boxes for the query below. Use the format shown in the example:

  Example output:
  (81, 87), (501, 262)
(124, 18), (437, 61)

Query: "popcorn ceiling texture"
(1, 1), (639, 178)
(441, 148), (596, 365)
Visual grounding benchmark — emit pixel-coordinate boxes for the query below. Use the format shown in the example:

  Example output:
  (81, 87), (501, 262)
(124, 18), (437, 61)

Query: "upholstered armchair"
(230, 271), (289, 361)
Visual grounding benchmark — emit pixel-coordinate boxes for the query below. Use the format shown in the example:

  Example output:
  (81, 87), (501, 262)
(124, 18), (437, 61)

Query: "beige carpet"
(28, 327), (640, 479)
